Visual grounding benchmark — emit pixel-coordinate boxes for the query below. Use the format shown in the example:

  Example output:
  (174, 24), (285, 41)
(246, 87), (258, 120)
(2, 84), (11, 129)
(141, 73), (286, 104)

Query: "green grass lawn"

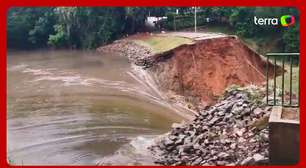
(134, 36), (193, 54)
(198, 25), (235, 35)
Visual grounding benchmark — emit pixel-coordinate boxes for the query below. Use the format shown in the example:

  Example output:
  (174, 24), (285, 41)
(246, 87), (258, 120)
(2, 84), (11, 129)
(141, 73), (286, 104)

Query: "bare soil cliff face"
(149, 36), (276, 107)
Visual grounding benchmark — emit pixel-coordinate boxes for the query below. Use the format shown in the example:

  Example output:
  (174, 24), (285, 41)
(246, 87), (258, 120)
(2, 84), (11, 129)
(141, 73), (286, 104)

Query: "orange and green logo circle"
(280, 15), (295, 27)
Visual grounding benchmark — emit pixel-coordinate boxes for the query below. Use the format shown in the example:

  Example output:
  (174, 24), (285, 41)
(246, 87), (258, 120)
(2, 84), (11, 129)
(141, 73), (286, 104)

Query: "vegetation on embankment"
(134, 36), (193, 54)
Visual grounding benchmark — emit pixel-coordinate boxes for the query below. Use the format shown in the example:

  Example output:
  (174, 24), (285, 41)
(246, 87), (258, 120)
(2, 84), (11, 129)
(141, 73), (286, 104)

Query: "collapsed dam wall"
(149, 36), (280, 107)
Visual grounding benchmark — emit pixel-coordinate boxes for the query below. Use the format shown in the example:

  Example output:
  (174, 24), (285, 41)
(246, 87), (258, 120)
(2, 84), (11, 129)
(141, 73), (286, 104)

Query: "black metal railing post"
(273, 57), (277, 106)
(266, 53), (300, 108)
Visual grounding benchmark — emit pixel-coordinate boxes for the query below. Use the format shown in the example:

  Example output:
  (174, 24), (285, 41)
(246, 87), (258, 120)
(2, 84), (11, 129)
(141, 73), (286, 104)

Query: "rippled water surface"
(7, 50), (183, 165)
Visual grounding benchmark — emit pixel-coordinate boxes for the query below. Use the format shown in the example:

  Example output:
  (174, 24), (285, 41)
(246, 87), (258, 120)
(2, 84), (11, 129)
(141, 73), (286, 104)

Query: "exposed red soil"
(150, 36), (280, 107)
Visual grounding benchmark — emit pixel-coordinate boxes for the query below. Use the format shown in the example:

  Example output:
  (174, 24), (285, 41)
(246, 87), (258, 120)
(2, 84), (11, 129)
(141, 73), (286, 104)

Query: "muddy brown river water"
(7, 50), (184, 165)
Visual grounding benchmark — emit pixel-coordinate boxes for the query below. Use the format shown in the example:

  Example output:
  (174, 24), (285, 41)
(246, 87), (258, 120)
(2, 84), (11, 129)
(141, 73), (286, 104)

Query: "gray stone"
(264, 106), (272, 111)
(242, 108), (251, 115)
(253, 108), (263, 115)
(164, 138), (174, 146)
(241, 157), (255, 165)
(193, 134), (204, 144)
(175, 135), (185, 145)
(218, 152), (230, 159)
(193, 143), (201, 150)
(171, 123), (183, 129)
(210, 150), (217, 155)
(242, 103), (248, 108)
(253, 153), (264, 162)
(206, 115), (213, 121)
(181, 144), (193, 153)
(216, 161), (228, 165)
(235, 129), (245, 137)
(204, 139), (210, 145)
(169, 135), (177, 140)
(236, 101), (243, 106)
(217, 111), (225, 116)
(238, 137), (246, 143)
(202, 125), (209, 131)
(260, 133), (269, 142)
(184, 137), (192, 144)
(191, 157), (203, 165)
(256, 158), (269, 165)
(208, 117), (222, 126)
(230, 143), (237, 149)
(200, 111), (208, 116)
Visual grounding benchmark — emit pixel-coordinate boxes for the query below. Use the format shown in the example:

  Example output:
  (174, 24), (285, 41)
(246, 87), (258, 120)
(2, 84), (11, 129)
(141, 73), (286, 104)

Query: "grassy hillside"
(134, 36), (193, 54)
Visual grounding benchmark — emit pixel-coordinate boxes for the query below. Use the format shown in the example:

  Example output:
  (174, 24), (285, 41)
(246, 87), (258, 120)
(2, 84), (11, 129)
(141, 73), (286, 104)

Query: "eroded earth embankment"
(148, 36), (279, 108)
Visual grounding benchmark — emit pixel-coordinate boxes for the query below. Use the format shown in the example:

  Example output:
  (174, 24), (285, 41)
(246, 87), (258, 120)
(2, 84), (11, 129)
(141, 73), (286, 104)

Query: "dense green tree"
(7, 8), (51, 48)
(282, 23), (300, 52)
(48, 24), (67, 48)
(7, 7), (300, 52)
(124, 7), (149, 34)
(48, 7), (126, 48)
(28, 8), (56, 47)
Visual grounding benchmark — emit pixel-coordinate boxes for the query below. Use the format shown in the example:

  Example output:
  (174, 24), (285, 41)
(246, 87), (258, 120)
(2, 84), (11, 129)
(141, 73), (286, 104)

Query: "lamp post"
(194, 7), (197, 32)
(174, 9), (178, 31)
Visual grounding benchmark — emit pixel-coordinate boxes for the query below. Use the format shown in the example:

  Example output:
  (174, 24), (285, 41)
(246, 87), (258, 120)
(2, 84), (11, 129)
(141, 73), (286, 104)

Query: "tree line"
(8, 7), (146, 49)
(164, 7), (299, 52)
(7, 7), (299, 52)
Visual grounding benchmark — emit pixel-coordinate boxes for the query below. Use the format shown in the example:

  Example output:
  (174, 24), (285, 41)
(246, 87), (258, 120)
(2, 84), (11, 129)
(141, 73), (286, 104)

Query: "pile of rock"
(149, 86), (272, 166)
(97, 40), (154, 68)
